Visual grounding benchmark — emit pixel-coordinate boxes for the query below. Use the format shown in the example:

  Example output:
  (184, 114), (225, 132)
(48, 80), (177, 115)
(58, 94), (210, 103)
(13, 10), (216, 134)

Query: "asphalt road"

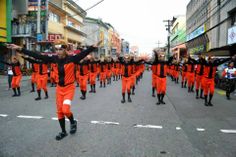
(0, 71), (236, 157)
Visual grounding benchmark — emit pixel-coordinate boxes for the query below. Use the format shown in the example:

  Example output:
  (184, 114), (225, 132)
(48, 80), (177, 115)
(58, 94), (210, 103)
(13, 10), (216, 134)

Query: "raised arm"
(72, 46), (96, 63)
(214, 58), (231, 66)
(22, 56), (41, 64)
(21, 49), (55, 63)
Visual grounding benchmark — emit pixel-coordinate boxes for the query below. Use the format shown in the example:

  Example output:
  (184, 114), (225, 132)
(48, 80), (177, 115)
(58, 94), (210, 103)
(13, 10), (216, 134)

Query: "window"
(231, 12), (236, 26)
(49, 11), (60, 23)
(67, 21), (75, 27)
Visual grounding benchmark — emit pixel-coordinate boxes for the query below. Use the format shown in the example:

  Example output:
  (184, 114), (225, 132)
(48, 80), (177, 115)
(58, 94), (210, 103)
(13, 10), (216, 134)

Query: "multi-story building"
(121, 39), (130, 55)
(170, 15), (187, 60)
(48, 0), (87, 49)
(186, 0), (236, 56)
(106, 23), (121, 56)
(82, 17), (109, 57)
(186, 0), (209, 56)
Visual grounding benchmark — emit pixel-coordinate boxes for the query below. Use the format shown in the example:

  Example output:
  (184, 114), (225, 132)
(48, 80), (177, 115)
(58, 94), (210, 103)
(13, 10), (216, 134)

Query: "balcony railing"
(12, 23), (36, 37)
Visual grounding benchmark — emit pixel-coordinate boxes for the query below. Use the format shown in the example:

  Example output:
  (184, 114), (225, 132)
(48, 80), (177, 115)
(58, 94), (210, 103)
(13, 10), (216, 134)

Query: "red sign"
(48, 34), (62, 42)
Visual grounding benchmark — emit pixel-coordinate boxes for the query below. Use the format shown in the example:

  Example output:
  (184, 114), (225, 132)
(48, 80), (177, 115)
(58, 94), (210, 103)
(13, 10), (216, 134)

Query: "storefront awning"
(186, 34), (209, 49)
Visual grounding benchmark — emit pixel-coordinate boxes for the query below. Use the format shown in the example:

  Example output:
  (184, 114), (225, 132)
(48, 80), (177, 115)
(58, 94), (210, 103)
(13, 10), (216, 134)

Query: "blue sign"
(37, 34), (43, 42)
(187, 24), (205, 41)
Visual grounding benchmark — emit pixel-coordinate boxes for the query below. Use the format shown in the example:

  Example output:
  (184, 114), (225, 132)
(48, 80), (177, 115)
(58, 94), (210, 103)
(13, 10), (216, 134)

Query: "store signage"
(187, 24), (206, 41)
(228, 25), (236, 45)
(48, 34), (62, 42)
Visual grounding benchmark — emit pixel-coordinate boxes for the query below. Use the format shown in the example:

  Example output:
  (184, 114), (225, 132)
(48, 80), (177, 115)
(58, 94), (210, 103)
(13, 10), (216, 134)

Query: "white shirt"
(7, 67), (13, 75)
(224, 67), (236, 79)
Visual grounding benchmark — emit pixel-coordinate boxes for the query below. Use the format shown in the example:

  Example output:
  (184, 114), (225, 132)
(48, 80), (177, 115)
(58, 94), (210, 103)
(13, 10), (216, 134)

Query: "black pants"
(226, 79), (236, 97)
(8, 75), (13, 89)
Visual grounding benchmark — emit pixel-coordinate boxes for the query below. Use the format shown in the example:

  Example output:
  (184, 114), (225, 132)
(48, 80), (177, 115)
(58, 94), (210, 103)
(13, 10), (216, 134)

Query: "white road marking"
(0, 114), (8, 117)
(196, 128), (205, 132)
(17, 115), (43, 119)
(52, 117), (58, 120)
(220, 129), (236, 134)
(134, 124), (163, 129)
(176, 127), (181, 130)
(91, 120), (119, 125)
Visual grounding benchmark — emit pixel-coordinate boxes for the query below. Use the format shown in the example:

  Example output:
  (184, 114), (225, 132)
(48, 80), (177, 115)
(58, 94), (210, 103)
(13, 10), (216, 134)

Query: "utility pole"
(36, 0), (41, 51)
(37, 0), (41, 35)
(163, 17), (176, 59)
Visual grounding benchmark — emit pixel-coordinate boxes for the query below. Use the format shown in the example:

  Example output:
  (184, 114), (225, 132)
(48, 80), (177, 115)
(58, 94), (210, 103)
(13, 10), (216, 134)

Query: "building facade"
(48, 0), (87, 49)
(121, 39), (130, 55)
(170, 15), (187, 60)
(82, 17), (110, 57)
(186, 0), (236, 56)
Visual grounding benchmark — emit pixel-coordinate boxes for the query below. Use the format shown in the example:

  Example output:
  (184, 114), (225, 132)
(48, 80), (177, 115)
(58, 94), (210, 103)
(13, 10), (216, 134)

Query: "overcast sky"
(77, 0), (190, 54)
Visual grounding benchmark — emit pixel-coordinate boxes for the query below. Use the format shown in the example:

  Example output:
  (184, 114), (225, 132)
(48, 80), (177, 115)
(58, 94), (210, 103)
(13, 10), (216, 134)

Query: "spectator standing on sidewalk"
(7, 66), (13, 90)
(222, 62), (236, 100)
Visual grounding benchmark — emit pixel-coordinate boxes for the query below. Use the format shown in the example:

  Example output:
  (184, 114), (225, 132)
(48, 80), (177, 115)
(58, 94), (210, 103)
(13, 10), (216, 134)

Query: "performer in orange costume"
(99, 57), (107, 88)
(1, 56), (22, 97)
(106, 56), (113, 85)
(22, 56), (39, 92)
(77, 58), (90, 100)
(118, 54), (133, 103)
(202, 56), (231, 106)
(186, 55), (196, 93)
(89, 56), (99, 93)
(194, 55), (206, 99)
(146, 52), (173, 105)
(181, 58), (188, 88)
(7, 40), (101, 140)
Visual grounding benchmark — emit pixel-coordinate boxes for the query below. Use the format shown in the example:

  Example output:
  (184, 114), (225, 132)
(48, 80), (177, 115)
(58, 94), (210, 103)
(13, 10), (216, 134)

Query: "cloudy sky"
(77, 0), (190, 54)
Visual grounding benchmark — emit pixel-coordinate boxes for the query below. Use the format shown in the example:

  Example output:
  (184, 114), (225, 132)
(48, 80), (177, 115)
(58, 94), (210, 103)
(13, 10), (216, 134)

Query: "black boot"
(80, 91), (86, 100)
(191, 85), (194, 92)
(44, 91), (49, 99)
(188, 86), (191, 93)
(50, 83), (54, 87)
(128, 93), (132, 102)
(152, 87), (155, 97)
(181, 82), (184, 88)
(200, 89), (204, 99)
(184, 81), (187, 88)
(132, 86), (135, 95)
(196, 89), (199, 99)
(204, 95), (208, 106)
(93, 84), (96, 93)
(100, 82), (102, 88)
(35, 90), (41, 100)
(30, 83), (35, 92)
(121, 93), (126, 103)
(17, 87), (21, 96)
(89, 85), (93, 93)
(68, 114), (77, 134)
(160, 94), (166, 104)
(208, 94), (213, 106)
(113, 76), (115, 81)
(56, 118), (68, 141)
(156, 94), (161, 105)
(104, 82), (106, 88)
(76, 83), (79, 87)
(226, 92), (230, 100)
(12, 88), (17, 97)
(177, 78), (179, 84)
